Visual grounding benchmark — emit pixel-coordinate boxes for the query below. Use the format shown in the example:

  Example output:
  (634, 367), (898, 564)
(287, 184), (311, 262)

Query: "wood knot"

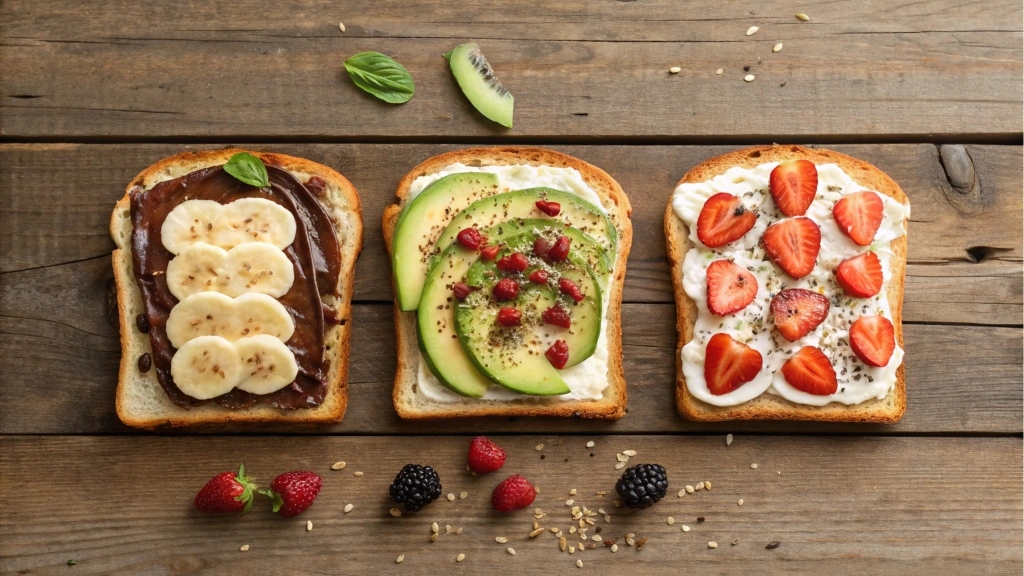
(938, 145), (986, 214)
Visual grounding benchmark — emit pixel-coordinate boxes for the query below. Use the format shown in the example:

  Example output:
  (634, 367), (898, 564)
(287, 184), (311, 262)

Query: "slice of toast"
(109, 149), (362, 428)
(665, 145), (908, 423)
(382, 147), (633, 419)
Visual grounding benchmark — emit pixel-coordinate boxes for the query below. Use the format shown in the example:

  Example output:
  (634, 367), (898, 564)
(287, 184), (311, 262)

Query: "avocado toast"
(383, 147), (633, 419)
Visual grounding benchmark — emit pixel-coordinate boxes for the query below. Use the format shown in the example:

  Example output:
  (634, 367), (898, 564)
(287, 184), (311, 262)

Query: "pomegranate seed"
(456, 228), (483, 249)
(497, 307), (522, 327)
(548, 236), (570, 261)
(492, 278), (519, 301)
(558, 277), (584, 302)
(453, 282), (475, 301)
(542, 305), (572, 328)
(536, 200), (561, 216)
(533, 237), (551, 257)
(497, 252), (529, 273)
(480, 245), (500, 261)
(529, 270), (550, 284)
(545, 339), (569, 369)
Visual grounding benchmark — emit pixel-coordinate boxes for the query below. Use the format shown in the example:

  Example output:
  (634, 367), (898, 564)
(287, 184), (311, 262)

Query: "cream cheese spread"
(672, 162), (909, 407)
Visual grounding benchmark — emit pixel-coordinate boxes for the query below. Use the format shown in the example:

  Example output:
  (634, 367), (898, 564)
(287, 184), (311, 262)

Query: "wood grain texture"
(1, 298), (1020, 435)
(0, 435), (1020, 575)
(1, 143), (1020, 321)
(0, 1), (1020, 140)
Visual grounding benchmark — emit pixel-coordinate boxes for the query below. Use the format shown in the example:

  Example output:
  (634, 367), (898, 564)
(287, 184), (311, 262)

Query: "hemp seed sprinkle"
(457, 553), (465, 562)
(240, 544), (250, 552)
(331, 461), (346, 470)
(746, 26), (759, 36)
(396, 554), (405, 563)
(344, 503), (354, 513)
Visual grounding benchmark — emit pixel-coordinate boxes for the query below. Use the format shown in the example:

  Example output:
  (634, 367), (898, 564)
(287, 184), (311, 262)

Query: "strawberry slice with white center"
(696, 192), (757, 248)
(836, 251), (883, 298)
(762, 217), (821, 278)
(770, 288), (830, 341)
(781, 346), (838, 396)
(849, 315), (896, 367)
(833, 191), (884, 246)
(769, 159), (818, 217)
(706, 260), (758, 316)
(703, 333), (763, 396)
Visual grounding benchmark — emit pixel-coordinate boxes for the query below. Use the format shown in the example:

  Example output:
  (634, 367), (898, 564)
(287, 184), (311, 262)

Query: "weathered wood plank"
(1, 291), (1020, 434)
(1, 1), (1020, 139)
(1, 144), (1020, 323)
(0, 435), (1020, 575)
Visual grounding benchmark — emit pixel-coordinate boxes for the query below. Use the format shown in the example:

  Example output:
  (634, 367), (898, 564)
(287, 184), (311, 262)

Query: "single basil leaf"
(223, 152), (269, 188)
(344, 51), (415, 104)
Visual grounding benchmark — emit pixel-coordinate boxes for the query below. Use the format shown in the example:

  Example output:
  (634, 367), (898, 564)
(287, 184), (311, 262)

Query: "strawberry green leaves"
(344, 52), (415, 104)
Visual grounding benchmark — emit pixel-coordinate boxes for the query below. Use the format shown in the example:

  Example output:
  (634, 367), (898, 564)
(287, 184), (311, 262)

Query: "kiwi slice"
(447, 42), (514, 128)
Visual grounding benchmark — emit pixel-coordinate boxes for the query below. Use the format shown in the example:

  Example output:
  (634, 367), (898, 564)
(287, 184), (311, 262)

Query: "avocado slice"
(496, 218), (611, 293)
(392, 172), (499, 311)
(430, 187), (617, 273)
(454, 232), (602, 395)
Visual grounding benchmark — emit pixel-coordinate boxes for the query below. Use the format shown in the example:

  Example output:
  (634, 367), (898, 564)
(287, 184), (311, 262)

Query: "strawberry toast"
(665, 145), (910, 422)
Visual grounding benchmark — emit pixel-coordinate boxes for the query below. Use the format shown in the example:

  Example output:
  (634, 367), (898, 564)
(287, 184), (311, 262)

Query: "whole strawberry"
(491, 474), (536, 512)
(261, 471), (322, 518)
(194, 463), (257, 514)
(468, 436), (506, 474)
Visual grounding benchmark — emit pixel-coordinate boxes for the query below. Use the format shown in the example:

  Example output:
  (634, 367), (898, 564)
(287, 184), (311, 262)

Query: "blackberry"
(615, 463), (668, 509)
(389, 464), (442, 512)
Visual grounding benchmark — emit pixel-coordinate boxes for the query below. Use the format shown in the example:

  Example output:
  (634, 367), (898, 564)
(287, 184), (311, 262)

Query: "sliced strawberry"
(836, 251), (883, 298)
(696, 193), (757, 248)
(762, 217), (821, 278)
(770, 288), (830, 341)
(769, 159), (818, 216)
(781, 346), (838, 395)
(849, 315), (896, 367)
(706, 260), (758, 316)
(833, 191), (884, 246)
(703, 333), (763, 396)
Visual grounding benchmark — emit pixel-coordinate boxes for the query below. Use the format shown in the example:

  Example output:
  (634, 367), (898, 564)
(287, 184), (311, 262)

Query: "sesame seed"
(569, 545), (576, 554)
(344, 503), (354, 513)
(389, 508), (402, 517)
(682, 525), (690, 532)
(570, 526), (577, 534)
(496, 537), (508, 544)
(716, 68), (724, 75)
(738, 499), (745, 506)
(616, 453), (628, 462)
(566, 499), (575, 506)
(445, 525), (452, 533)
(460, 491), (468, 499)
(576, 559), (583, 568)
(569, 488), (577, 495)
(678, 488), (686, 497)
(705, 481), (713, 490)
(750, 463), (758, 469)
(744, 74), (756, 82)
(669, 66), (681, 74)
(796, 13), (810, 21)
(732, 538), (740, 546)
(306, 520), (313, 531)
(611, 544), (618, 552)
(535, 507), (544, 515)
(432, 522), (439, 533)
(623, 450), (637, 457)
(559, 536), (568, 551)
(534, 521), (540, 530)
(339, 22), (346, 32)
(396, 554), (405, 563)
(586, 441), (595, 448)
(686, 485), (695, 494)
(773, 43), (783, 52)
(667, 517), (675, 525)
(353, 471), (363, 477)
(456, 553), (465, 562)
(240, 544), (250, 552)
(535, 444), (544, 451)
(507, 547), (516, 555)
(456, 526), (464, 534)
(531, 529), (544, 538)
(331, 461), (346, 470)
(604, 515), (611, 523)
(430, 533), (439, 542)
(447, 493), (456, 501)
(696, 482), (705, 491)
(614, 461), (626, 470)
(709, 541), (718, 549)
(746, 26), (759, 36)
(726, 434), (734, 446)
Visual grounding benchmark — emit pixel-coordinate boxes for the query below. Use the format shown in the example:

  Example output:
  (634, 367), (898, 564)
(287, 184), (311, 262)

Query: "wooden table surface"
(1, 1), (1021, 574)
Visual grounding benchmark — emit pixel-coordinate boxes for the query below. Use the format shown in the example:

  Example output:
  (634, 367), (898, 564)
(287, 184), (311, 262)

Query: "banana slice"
(235, 335), (300, 395)
(212, 198), (296, 250)
(161, 199), (222, 255)
(170, 335), (242, 400)
(166, 292), (294, 349)
(166, 242), (295, 301)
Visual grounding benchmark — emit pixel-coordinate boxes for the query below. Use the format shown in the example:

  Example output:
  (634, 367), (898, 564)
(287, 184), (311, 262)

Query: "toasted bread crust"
(110, 148), (363, 428)
(664, 145), (908, 423)
(383, 147), (632, 420)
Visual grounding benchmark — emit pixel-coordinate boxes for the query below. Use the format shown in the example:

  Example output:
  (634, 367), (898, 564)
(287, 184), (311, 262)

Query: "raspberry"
(528, 270), (550, 284)
(545, 339), (569, 369)
(492, 278), (519, 301)
(533, 237), (551, 257)
(456, 228), (483, 250)
(453, 282), (475, 301)
(491, 474), (536, 512)
(480, 245), (500, 261)
(535, 200), (561, 216)
(497, 307), (522, 327)
(496, 252), (529, 273)
(548, 236), (570, 261)
(542, 305), (572, 328)
(559, 277), (585, 302)
(467, 436), (506, 474)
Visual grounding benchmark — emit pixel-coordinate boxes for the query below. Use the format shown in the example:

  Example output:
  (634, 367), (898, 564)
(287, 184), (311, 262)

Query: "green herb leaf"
(343, 51), (415, 104)
(223, 153), (269, 188)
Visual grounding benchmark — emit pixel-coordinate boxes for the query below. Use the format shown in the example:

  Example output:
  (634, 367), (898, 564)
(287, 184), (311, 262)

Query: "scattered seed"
(353, 471), (364, 477)
(455, 527), (462, 536)
(686, 485), (695, 494)
(535, 487), (541, 494)
(240, 544), (250, 552)
(738, 499), (745, 506)
(535, 444), (544, 451)
(496, 537), (508, 544)
(586, 441), (595, 448)
(569, 488), (577, 496)
(709, 541), (718, 549)
(396, 554), (405, 563)
(623, 450), (637, 457)
(569, 546), (576, 554)
(559, 536), (568, 551)
(697, 516), (706, 523)
(331, 461), (347, 470)
(732, 538), (740, 546)
(389, 508), (402, 517)
(678, 488), (686, 497)
(531, 529), (544, 538)
(716, 68), (724, 75)
(751, 463), (758, 469)
(535, 507), (544, 515)
(773, 43), (783, 52)
(616, 453), (629, 462)
(431, 533), (439, 542)
(533, 521), (540, 530)
(604, 515), (611, 523)
(344, 503), (354, 513)
(576, 559), (583, 568)
(696, 482), (705, 491)
(766, 541), (782, 549)
(726, 434), (734, 446)
(746, 26), (759, 36)
(457, 553), (465, 562)
(705, 481), (712, 490)
(431, 522), (439, 533)
(614, 500), (622, 508)
(447, 493), (456, 501)
(445, 525), (452, 533)
(667, 517), (675, 525)
(614, 461), (626, 470)
(339, 22), (346, 32)
(780, 80), (788, 87)
(796, 13), (810, 21)
(566, 499), (575, 506)
(570, 526), (577, 534)
(551, 527), (559, 533)
(460, 491), (468, 500)
(636, 537), (648, 549)
(744, 74), (756, 82)
(682, 525), (690, 532)
(306, 520), (313, 531)
(669, 66), (681, 74)
(507, 547), (516, 556)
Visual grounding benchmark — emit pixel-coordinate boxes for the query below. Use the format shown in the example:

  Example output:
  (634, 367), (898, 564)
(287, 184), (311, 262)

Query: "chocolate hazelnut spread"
(129, 165), (341, 410)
